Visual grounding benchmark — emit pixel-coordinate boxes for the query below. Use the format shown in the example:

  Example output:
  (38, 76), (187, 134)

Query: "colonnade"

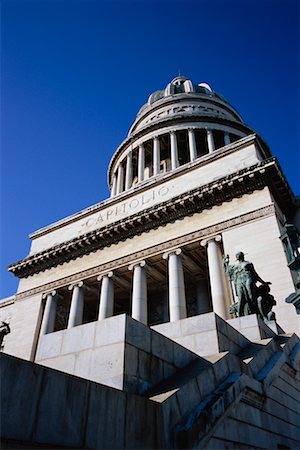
(111, 128), (235, 196)
(40, 236), (230, 335)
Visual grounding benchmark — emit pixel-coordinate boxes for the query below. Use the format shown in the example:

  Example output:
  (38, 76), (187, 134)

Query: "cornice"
(30, 134), (263, 240)
(8, 157), (296, 279)
(15, 204), (276, 301)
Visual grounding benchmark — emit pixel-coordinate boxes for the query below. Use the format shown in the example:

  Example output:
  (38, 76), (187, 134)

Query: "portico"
(38, 234), (234, 340)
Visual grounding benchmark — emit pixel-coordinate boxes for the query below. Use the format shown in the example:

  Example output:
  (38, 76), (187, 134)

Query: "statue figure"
(224, 252), (273, 319)
(0, 321), (10, 349)
(256, 284), (276, 321)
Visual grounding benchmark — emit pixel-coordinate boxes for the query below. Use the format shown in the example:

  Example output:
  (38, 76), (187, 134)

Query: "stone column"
(111, 174), (117, 197)
(201, 236), (229, 319)
(163, 248), (187, 321)
(196, 279), (211, 314)
(224, 132), (231, 146)
(207, 129), (215, 154)
(129, 260), (147, 324)
(138, 144), (145, 182)
(67, 281), (84, 328)
(153, 136), (160, 176)
(188, 128), (197, 162)
(170, 130), (179, 170)
(125, 152), (133, 190)
(40, 291), (57, 335)
(97, 272), (114, 320)
(116, 164), (124, 194)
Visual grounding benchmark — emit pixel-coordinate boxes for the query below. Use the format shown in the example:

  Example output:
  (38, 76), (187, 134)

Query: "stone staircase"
(2, 312), (300, 449)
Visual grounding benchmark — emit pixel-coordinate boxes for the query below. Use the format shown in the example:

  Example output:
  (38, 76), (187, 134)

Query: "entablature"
(8, 157), (296, 279)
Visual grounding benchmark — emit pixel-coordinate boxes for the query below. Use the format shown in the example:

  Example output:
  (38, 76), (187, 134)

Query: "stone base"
(152, 312), (250, 356)
(36, 313), (201, 394)
(226, 314), (282, 341)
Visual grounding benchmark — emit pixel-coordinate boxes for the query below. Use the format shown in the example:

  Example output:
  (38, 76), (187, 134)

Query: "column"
(153, 136), (160, 176)
(125, 152), (132, 190)
(97, 272), (114, 320)
(163, 248), (187, 321)
(40, 291), (57, 335)
(196, 278), (211, 314)
(188, 128), (197, 162)
(116, 164), (124, 194)
(224, 132), (231, 146)
(138, 144), (145, 182)
(200, 236), (229, 319)
(129, 260), (147, 324)
(170, 130), (179, 170)
(111, 174), (117, 197)
(207, 129), (215, 154)
(68, 281), (84, 328)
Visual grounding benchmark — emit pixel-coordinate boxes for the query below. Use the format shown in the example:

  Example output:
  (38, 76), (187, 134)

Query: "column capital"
(97, 271), (114, 282)
(42, 290), (57, 300)
(163, 248), (182, 260)
(128, 260), (146, 271)
(169, 129), (176, 135)
(139, 143), (144, 149)
(153, 134), (159, 140)
(188, 127), (195, 131)
(200, 235), (222, 247)
(68, 281), (84, 291)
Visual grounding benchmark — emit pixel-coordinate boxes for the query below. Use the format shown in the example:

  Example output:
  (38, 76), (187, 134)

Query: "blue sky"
(1, 0), (299, 298)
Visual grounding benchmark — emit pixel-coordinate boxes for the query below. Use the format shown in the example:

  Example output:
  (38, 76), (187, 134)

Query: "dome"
(130, 76), (243, 136)
(146, 76), (226, 107)
(108, 76), (255, 197)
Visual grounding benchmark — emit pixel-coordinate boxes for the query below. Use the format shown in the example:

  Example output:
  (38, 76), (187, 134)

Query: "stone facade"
(1, 76), (299, 449)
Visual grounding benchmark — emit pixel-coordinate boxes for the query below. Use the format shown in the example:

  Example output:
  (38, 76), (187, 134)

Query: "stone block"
(34, 369), (89, 447)
(94, 314), (126, 347)
(180, 312), (217, 335)
(152, 320), (182, 338)
(89, 342), (124, 388)
(124, 393), (160, 449)
(190, 330), (219, 356)
(74, 349), (93, 379)
(61, 322), (95, 355)
(0, 354), (44, 442)
(151, 329), (175, 364)
(85, 383), (126, 449)
(175, 378), (201, 416)
(125, 316), (151, 353)
(38, 354), (76, 374)
(36, 330), (64, 360)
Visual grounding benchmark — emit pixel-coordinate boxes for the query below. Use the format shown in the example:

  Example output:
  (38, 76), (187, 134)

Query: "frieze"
(143, 104), (228, 126)
(15, 204), (275, 301)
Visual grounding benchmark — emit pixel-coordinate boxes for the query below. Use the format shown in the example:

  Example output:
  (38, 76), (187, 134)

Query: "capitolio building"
(1, 76), (300, 449)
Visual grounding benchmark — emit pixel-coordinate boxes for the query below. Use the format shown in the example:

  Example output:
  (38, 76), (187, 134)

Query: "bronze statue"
(224, 252), (274, 319)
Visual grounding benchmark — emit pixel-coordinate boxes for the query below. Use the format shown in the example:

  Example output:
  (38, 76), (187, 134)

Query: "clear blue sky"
(1, 0), (299, 298)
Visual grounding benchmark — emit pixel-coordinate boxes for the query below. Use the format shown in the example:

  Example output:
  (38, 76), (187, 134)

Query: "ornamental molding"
(15, 204), (276, 301)
(10, 157), (294, 280)
(31, 133), (258, 240)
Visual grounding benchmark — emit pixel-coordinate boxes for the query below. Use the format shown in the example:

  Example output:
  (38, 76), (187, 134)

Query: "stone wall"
(1, 353), (162, 449)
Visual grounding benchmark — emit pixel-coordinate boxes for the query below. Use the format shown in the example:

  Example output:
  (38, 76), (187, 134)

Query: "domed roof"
(136, 76), (231, 116)
(128, 76), (242, 137)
